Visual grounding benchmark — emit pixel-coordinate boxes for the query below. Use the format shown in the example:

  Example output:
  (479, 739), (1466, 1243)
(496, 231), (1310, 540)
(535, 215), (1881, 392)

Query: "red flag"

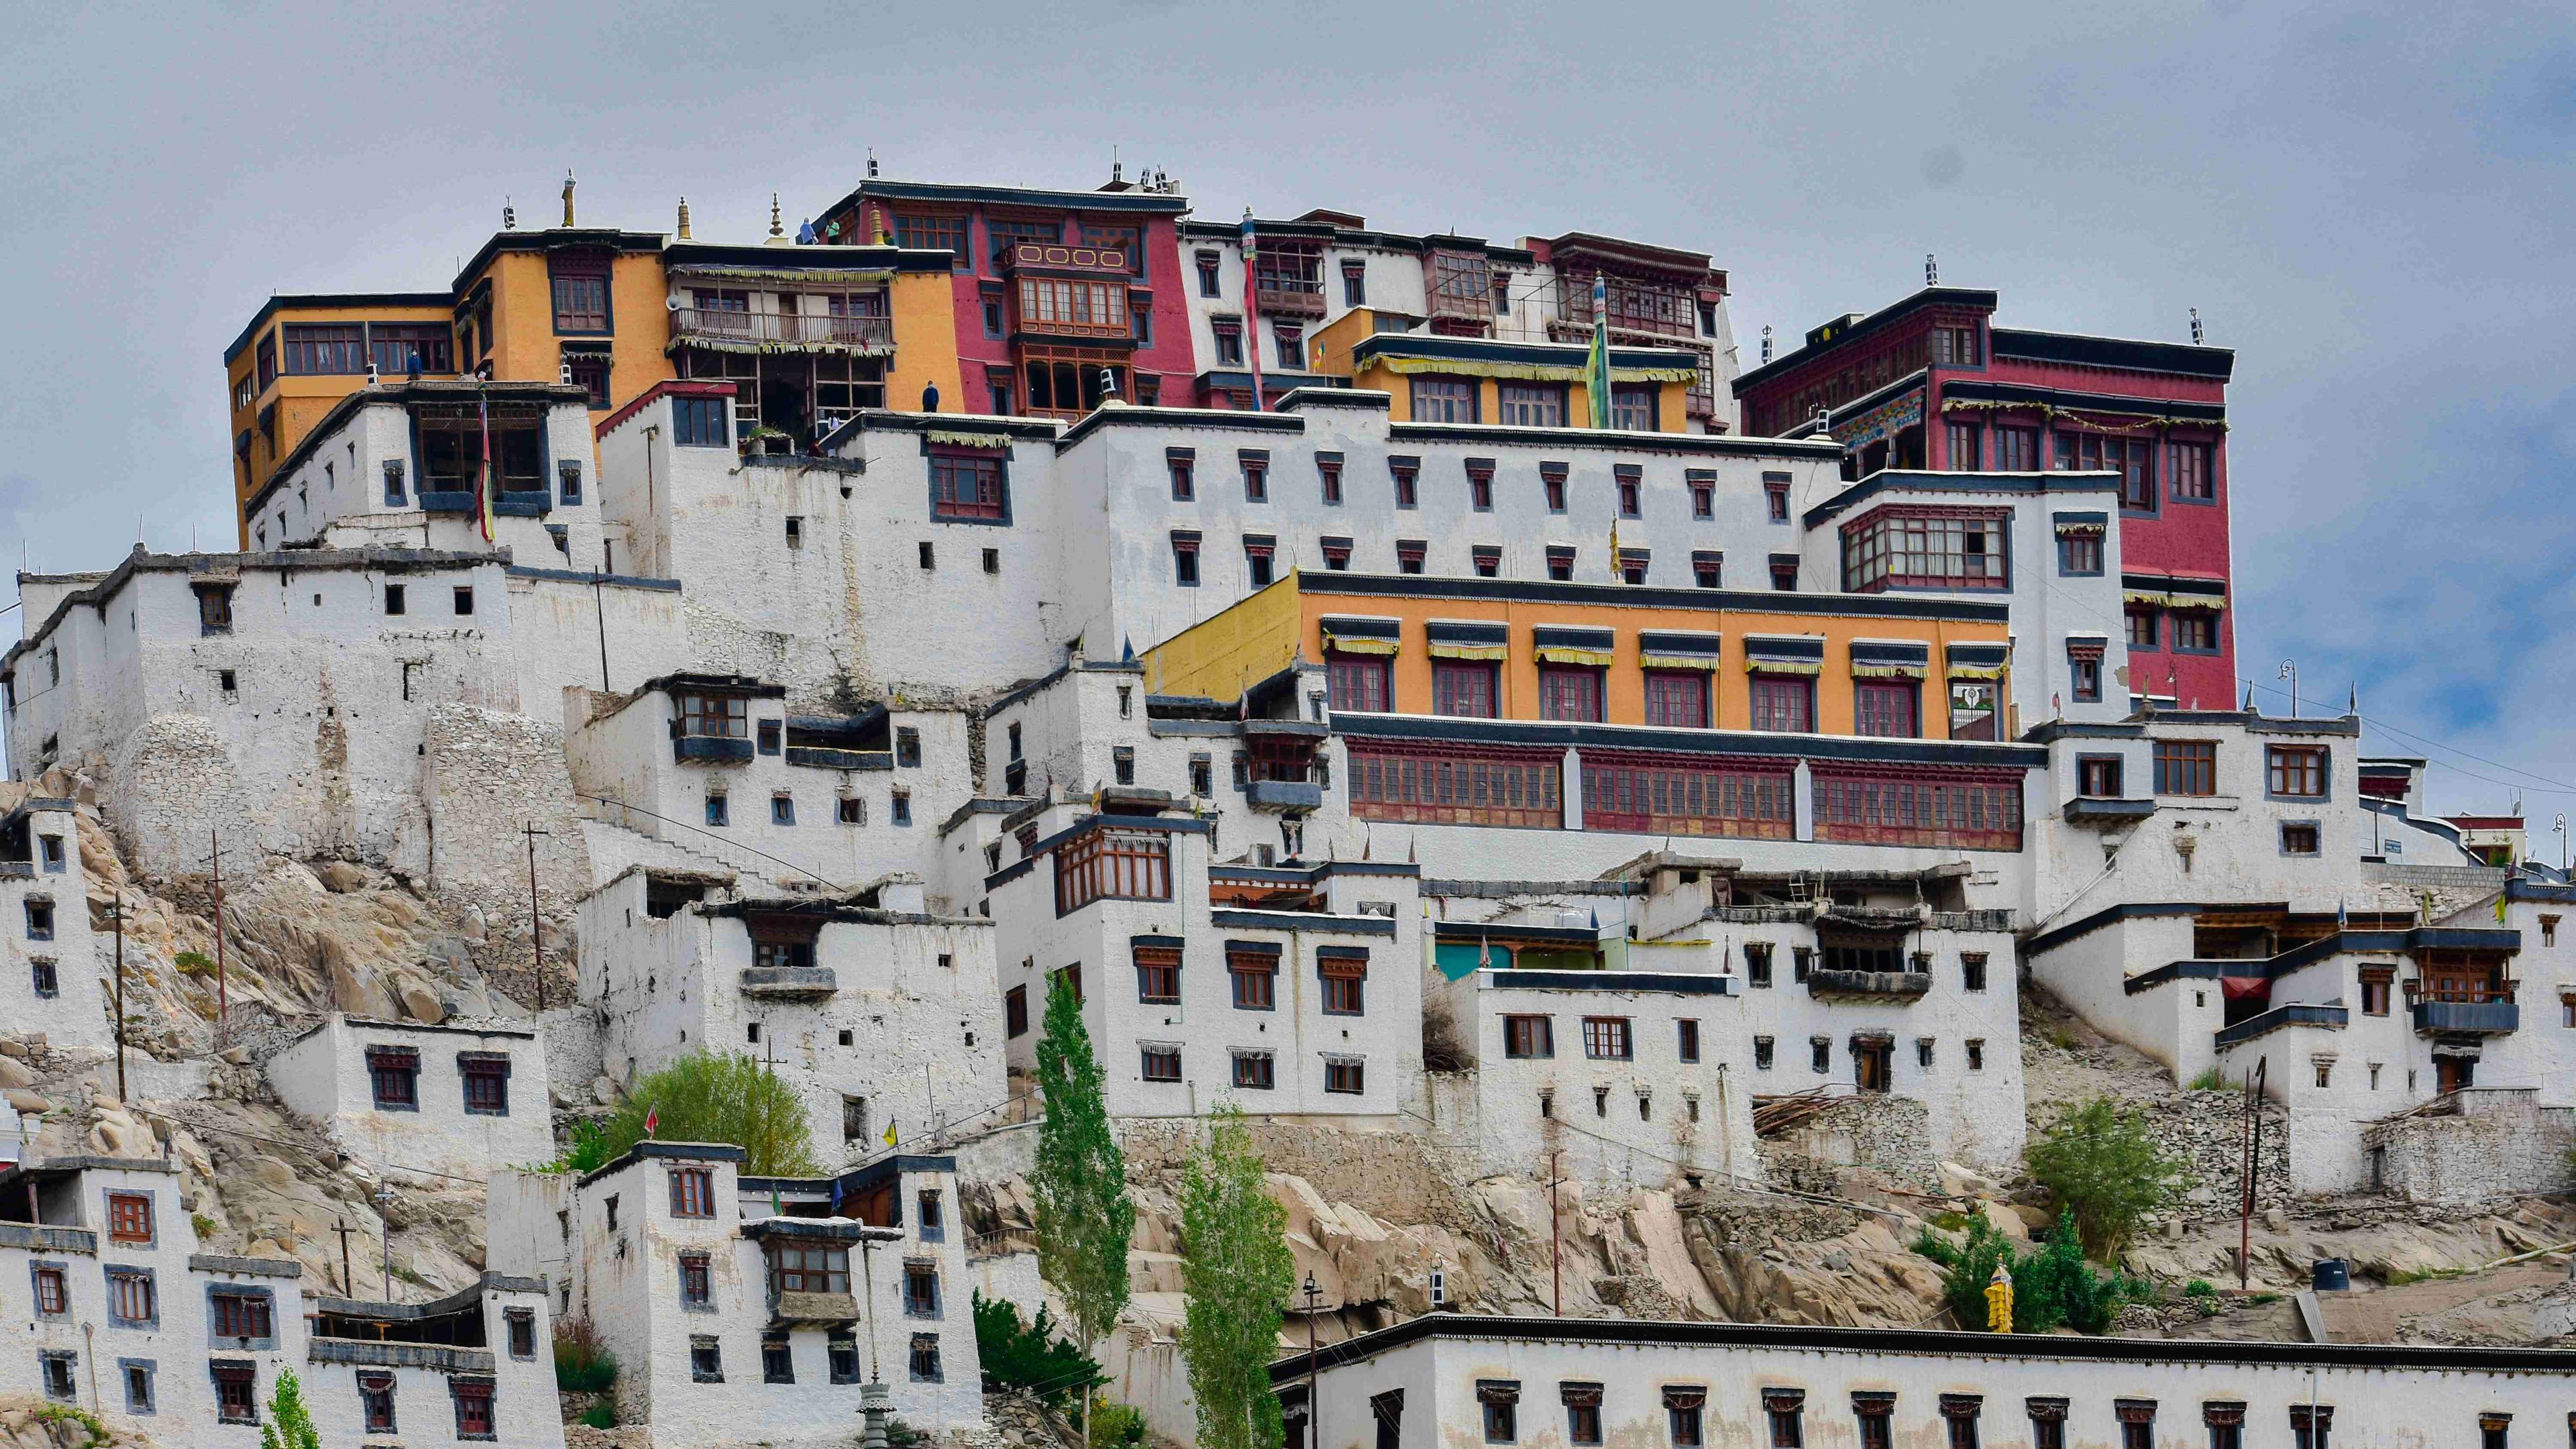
(643, 1106), (659, 1140)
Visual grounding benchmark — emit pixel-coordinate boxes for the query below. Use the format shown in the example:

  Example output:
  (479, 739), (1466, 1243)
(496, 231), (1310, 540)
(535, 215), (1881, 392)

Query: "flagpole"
(1240, 209), (1265, 412)
(1587, 271), (1613, 430)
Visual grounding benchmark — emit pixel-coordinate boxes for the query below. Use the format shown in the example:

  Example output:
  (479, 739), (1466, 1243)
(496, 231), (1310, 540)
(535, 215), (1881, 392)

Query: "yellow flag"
(2496, 892), (2510, 924)
(882, 1120), (899, 1148)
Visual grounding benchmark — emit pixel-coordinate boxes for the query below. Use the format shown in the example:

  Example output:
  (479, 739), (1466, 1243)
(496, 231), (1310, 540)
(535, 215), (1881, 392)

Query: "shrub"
(578, 1403), (616, 1430)
(554, 1318), (619, 1394)
(2027, 1095), (2188, 1259)
(596, 1052), (821, 1175)
(529, 1118), (614, 1175)
(1090, 1400), (1148, 1449)
(2186, 1067), (2231, 1091)
(973, 1289), (1104, 1409)
(2183, 1278), (2217, 1298)
(1913, 1212), (2145, 1334)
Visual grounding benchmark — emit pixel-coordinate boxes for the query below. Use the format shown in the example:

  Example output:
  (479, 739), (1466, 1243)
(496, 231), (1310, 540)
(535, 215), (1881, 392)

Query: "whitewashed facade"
(264, 1014), (554, 1182)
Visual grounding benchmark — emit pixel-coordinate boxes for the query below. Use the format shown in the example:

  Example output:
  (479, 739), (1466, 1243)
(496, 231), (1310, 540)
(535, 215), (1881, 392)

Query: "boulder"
(1939, 1161), (2000, 1199)
(398, 981), (447, 1025)
(4, 1091), (46, 1115)
(0, 1057), (34, 1091)
(317, 861), (372, 894)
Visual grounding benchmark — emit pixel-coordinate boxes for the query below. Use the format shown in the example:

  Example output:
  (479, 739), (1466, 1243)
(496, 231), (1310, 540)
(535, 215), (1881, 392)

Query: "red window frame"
(453, 1380), (495, 1438)
(1134, 946), (1181, 1004)
(2171, 611), (2218, 650)
(2153, 741), (2218, 796)
(1841, 505), (2009, 592)
(669, 1167), (716, 1219)
(1228, 951), (1278, 1010)
(34, 1266), (66, 1315)
(1643, 672), (1709, 729)
(1324, 1059), (1365, 1093)
(1319, 952), (1367, 1016)
(461, 1057), (508, 1114)
(1811, 765), (2025, 850)
(1326, 653), (1391, 713)
(1538, 665), (1604, 723)
(107, 1191), (152, 1243)
(1503, 1015), (1554, 1058)
(928, 449), (1007, 522)
(280, 323), (365, 376)
(1348, 741), (1561, 829)
(680, 1251), (712, 1305)
(1054, 828), (1173, 914)
(2267, 745), (2328, 798)
(551, 274), (610, 333)
(1580, 751), (1796, 841)
(2167, 441), (2213, 500)
(212, 1289), (272, 1338)
(215, 1365), (258, 1423)
(1854, 681), (1919, 739)
(1140, 1046), (1181, 1081)
(1749, 676), (1814, 733)
(1432, 661), (1499, 718)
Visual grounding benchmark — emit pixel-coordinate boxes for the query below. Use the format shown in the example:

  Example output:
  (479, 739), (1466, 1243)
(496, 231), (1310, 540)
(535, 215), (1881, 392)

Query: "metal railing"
(669, 309), (894, 349)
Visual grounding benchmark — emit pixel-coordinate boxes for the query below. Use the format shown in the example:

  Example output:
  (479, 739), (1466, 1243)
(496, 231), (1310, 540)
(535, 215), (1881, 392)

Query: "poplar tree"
(1031, 971), (1133, 1443)
(260, 1368), (323, 1449)
(1179, 1104), (1294, 1449)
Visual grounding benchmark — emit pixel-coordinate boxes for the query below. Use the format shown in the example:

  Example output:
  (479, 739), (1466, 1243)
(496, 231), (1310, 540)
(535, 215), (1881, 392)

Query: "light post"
(2277, 659), (2298, 718)
(853, 1225), (904, 1449)
(1300, 1271), (1323, 1448)
(372, 1184), (396, 1299)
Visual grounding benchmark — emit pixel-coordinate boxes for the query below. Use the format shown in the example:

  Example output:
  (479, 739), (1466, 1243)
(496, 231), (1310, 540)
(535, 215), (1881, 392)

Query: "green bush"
(1913, 1212), (2145, 1335)
(1089, 1400), (1148, 1449)
(578, 1403), (616, 1430)
(2027, 1096), (2189, 1259)
(2183, 1278), (2217, 1298)
(596, 1053), (822, 1176)
(973, 1289), (1104, 1409)
(554, 1319), (619, 1393)
(2186, 1067), (2231, 1091)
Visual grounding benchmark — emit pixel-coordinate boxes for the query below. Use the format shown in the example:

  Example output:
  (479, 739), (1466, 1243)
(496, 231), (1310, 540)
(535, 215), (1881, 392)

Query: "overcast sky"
(3, 3), (2569, 819)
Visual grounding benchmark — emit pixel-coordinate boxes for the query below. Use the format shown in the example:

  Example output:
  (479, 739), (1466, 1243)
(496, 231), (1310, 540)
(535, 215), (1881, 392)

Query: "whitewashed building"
(264, 1014), (554, 1182)
(0, 790), (106, 1051)
(488, 1142), (981, 1443)
(577, 865), (1006, 1164)
(1282, 1313), (2576, 1449)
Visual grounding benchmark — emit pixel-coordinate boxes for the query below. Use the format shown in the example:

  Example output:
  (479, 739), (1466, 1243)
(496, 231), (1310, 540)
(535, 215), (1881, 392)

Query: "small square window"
(771, 794), (796, 826)
(2281, 822), (2320, 856)
(763, 1334), (794, 1384)
(453, 586), (474, 615)
(706, 794), (729, 827)
(757, 719), (782, 755)
(909, 1332), (943, 1383)
(690, 1336), (724, 1382)
(1966, 1039), (1986, 1071)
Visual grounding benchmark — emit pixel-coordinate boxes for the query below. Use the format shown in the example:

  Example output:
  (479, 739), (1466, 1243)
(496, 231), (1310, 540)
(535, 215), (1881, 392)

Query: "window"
(1328, 653), (1391, 713)
(384, 583), (408, 617)
(1497, 384), (1565, 427)
(1387, 457), (1421, 508)
(211, 1289), (273, 1340)
(2029, 1401), (2070, 1449)
(30, 959), (56, 999)
(2546, 914), (2562, 947)
(705, 793), (729, 827)
(1644, 671), (1710, 729)
(1141, 1044), (1181, 1082)
(2116, 1402), (2156, 1449)
(2205, 1402), (2246, 1449)
(1433, 662), (1499, 718)
(1240, 450), (1271, 502)
(1810, 1037), (1833, 1073)
(1135, 945), (1181, 1003)
(506, 1309), (536, 1359)
(1244, 537), (1275, 586)
(1610, 386), (1658, 431)
(1750, 676), (1813, 733)
(2362, 973), (2392, 1016)
(2071, 755), (2127, 799)
(454, 586), (474, 615)
(2055, 431), (2157, 510)
(461, 1055), (510, 1114)
(1112, 745), (1136, 784)
(1318, 454), (1344, 504)
(2070, 654), (2102, 702)
(1931, 325), (1981, 365)
(282, 323), (366, 374)
(1538, 666), (1604, 723)
(21, 898), (50, 942)
(1765, 476), (1791, 521)
(1229, 948), (1278, 1010)
(2282, 822), (2321, 855)
(124, 1361), (155, 1416)
(1232, 1049), (1276, 1089)
(1744, 943), (1774, 987)
(1854, 1395), (1896, 1449)
(2480, 1415), (2510, 1449)
(1677, 1018), (1702, 1062)
(109, 1191), (153, 1243)
(367, 1047), (418, 1110)
(2268, 745), (2328, 798)
(1843, 509), (2008, 591)
(2173, 612), (2219, 651)
(1397, 539), (1426, 574)
(1946, 421), (1982, 470)
(929, 451), (1007, 522)
(1189, 755), (1214, 796)
(674, 396), (730, 447)
(2289, 1406), (2332, 1449)
(1542, 462), (1569, 513)
(1770, 559), (1799, 591)
(2059, 531), (2102, 575)
(553, 272), (610, 333)
(1565, 1383), (1605, 1445)
(1545, 546), (1575, 581)
(1855, 682), (1919, 738)
(108, 1268), (154, 1326)
(690, 1336), (724, 1383)
(2167, 441), (2213, 500)
(2154, 741), (2217, 795)
(1504, 1015), (1554, 1059)
(358, 1371), (397, 1432)
(1472, 545), (1501, 576)
(909, 1333), (943, 1384)
(1341, 261), (1368, 306)
(1054, 828), (1172, 914)
(762, 1335), (794, 1385)
(1412, 377), (1478, 423)
(214, 1363), (257, 1423)
(1006, 985), (1029, 1037)
(33, 1265), (68, 1316)
(1613, 466), (1644, 518)
(890, 789), (911, 826)
(2126, 608), (2159, 649)
(195, 584), (233, 637)
(1322, 1056), (1365, 1094)
(1167, 449), (1195, 500)
(1688, 550), (1721, 589)
(1766, 1391), (1806, 1449)
(1668, 1389), (1707, 1447)
(1482, 1383), (1521, 1444)
(1582, 1016), (1633, 1060)
(1208, 319), (1246, 368)
(773, 1240), (852, 1295)
(895, 727), (921, 767)
(369, 322), (452, 376)
(1272, 325), (1305, 368)
(1195, 250), (1222, 297)
(1990, 426), (2039, 471)
(1320, 950), (1367, 1014)
(667, 1166), (717, 1218)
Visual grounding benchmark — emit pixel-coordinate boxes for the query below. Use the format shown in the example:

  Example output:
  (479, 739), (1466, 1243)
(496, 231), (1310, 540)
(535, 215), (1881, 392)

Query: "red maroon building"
(814, 178), (1197, 420)
(1733, 286), (2237, 708)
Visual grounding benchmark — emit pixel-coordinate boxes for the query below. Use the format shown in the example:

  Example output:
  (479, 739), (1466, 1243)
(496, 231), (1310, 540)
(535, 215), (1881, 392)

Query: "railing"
(741, 967), (839, 998)
(1557, 284), (1699, 339)
(1255, 280), (1327, 319)
(2411, 998), (2520, 1036)
(1805, 969), (1933, 1002)
(670, 309), (894, 350)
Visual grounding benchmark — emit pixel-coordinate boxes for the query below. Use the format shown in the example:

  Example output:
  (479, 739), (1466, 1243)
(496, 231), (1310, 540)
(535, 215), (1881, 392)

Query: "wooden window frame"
(2153, 740), (2218, 796)
(669, 1166), (716, 1219)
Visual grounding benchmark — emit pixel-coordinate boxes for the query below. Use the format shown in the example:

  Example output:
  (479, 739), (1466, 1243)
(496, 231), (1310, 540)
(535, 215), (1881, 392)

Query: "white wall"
(265, 1014), (555, 1181)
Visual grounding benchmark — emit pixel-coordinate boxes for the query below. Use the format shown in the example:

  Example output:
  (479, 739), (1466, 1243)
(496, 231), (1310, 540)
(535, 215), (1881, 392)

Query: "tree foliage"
(1032, 971), (1134, 1354)
(260, 1367), (323, 1449)
(2027, 1095), (2188, 1259)
(591, 1051), (821, 1176)
(1179, 1104), (1294, 1449)
(972, 1289), (1104, 1409)
(1913, 1211), (2143, 1334)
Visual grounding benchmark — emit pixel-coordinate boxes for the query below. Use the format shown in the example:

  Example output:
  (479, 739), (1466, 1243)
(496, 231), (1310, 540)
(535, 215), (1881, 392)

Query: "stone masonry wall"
(421, 704), (592, 933)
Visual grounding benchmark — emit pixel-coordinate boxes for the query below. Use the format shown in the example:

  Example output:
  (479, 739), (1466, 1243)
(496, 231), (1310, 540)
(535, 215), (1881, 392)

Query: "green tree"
(260, 1367), (323, 1449)
(1913, 1212), (2139, 1334)
(2027, 1095), (2188, 1259)
(596, 1052), (821, 1175)
(1030, 971), (1134, 1446)
(1179, 1104), (1294, 1449)
(971, 1289), (1104, 1411)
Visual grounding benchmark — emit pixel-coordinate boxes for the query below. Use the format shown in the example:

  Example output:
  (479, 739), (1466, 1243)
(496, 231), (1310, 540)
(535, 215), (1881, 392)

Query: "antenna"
(1760, 324), (1773, 364)
(1925, 253), (1938, 285)
(2190, 307), (2205, 345)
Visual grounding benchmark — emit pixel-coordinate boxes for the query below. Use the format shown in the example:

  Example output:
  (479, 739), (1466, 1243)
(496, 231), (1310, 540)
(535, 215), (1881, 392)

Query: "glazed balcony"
(2412, 996), (2519, 1037)
(670, 308), (894, 354)
(1245, 779), (1324, 813)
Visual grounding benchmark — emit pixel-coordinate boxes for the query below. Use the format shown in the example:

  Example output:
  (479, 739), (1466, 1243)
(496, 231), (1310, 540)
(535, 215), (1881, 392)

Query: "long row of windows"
(1329, 655), (1990, 741)
(1181, 531), (1754, 589)
(2136, 741), (2328, 799)
(1165, 449), (1782, 523)
(268, 321), (457, 380)
(1843, 509), (2008, 592)
(2127, 606), (2222, 653)
(1946, 424), (2216, 512)
(1458, 1382), (2343, 1449)
(1126, 944), (1370, 1014)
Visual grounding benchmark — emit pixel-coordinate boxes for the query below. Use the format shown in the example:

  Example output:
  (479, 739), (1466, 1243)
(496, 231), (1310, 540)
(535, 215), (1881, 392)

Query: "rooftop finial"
(1925, 252), (1938, 285)
(1761, 324), (1773, 364)
(502, 197), (516, 231)
(561, 168), (576, 228)
(769, 193), (783, 238)
(2190, 307), (2205, 345)
(676, 197), (691, 240)
(866, 148), (879, 179)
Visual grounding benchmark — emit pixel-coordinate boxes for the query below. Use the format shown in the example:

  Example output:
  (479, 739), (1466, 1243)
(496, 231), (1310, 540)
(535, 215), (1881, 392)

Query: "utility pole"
(2237, 1057), (2267, 1289)
(203, 832), (228, 1050)
(1301, 1271), (1322, 1448)
(522, 823), (549, 1012)
(1548, 1147), (1563, 1316)
(107, 899), (126, 1102)
(590, 564), (611, 691)
(335, 1219), (358, 1295)
(372, 1184), (396, 1299)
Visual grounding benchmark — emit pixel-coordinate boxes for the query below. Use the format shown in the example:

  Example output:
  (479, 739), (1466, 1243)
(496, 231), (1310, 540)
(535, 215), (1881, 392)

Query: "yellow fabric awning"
(1427, 643), (1509, 661)
(1324, 635), (1400, 656)
(1946, 663), (2008, 681)
(1748, 660), (1821, 677)
(1638, 652), (1721, 672)
(1851, 663), (1928, 680)
(1534, 646), (1615, 667)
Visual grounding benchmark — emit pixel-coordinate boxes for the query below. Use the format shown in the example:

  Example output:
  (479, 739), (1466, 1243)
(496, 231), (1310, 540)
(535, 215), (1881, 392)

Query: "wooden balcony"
(1255, 280), (1327, 319)
(670, 308), (894, 356)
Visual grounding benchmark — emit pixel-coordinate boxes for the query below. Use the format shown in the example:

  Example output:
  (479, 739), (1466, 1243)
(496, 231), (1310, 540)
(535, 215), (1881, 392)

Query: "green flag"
(1587, 271), (1613, 429)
